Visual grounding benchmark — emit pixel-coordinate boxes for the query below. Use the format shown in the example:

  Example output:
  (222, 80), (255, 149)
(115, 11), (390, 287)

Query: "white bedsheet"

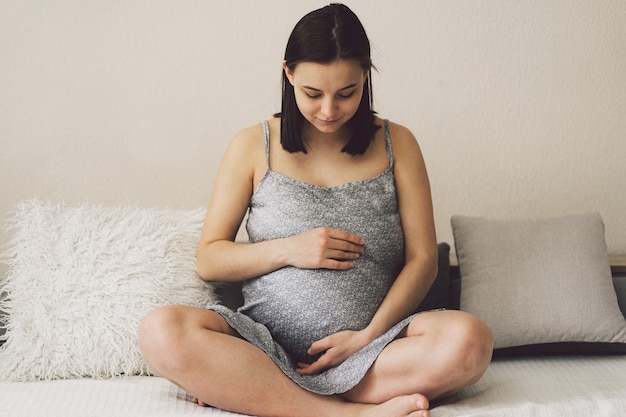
(0, 376), (244, 417)
(1, 355), (625, 417)
(432, 355), (626, 417)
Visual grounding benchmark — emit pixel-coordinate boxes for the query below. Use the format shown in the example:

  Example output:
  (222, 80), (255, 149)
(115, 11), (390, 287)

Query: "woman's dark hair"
(276, 3), (379, 155)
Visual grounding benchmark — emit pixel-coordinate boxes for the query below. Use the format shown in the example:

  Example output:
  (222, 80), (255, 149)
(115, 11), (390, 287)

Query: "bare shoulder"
(227, 122), (265, 154)
(221, 121), (268, 170)
(378, 118), (422, 157)
(212, 121), (270, 196)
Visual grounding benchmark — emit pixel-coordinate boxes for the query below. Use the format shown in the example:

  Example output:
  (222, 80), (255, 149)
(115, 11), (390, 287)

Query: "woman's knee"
(448, 313), (494, 380)
(138, 306), (185, 363)
(410, 311), (493, 378)
(138, 306), (234, 365)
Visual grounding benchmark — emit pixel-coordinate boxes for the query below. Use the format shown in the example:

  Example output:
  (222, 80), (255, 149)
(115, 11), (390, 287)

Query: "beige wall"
(1, 1), (625, 257)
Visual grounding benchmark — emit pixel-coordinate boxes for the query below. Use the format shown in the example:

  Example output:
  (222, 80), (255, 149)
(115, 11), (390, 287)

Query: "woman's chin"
(312, 118), (345, 133)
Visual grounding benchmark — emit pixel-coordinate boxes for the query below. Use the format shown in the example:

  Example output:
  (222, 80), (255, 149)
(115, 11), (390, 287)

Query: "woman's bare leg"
(344, 310), (494, 404)
(138, 305), (430, 417)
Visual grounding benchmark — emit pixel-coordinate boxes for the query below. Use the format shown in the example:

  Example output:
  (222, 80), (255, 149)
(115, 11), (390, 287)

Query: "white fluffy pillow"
(0, 200), (217, 381)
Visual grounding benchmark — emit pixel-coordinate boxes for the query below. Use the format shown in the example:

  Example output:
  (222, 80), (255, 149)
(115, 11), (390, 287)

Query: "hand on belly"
(294, 328), (372, 375)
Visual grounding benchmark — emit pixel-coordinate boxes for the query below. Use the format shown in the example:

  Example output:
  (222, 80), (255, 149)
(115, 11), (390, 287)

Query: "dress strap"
(383, 119), (394, 168)
(261, 120), (271, 169)
(262, 119), (392, 169)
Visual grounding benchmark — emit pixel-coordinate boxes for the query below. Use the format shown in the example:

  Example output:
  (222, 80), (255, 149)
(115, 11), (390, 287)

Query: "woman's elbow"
(196, 261), (214, 282)
(414, 244), (438, 284)
(196, 245), (218, 281)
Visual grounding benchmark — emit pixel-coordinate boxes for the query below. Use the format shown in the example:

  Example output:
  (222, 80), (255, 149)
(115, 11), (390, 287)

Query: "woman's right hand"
(285, 227), (365, 270)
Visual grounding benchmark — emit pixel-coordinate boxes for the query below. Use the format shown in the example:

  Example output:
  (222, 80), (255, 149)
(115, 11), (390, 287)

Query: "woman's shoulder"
(375, 117), (419, 150)
(230, 117), (279, 145)
(219, 121), (271, 175)
(231, 121), (264, 144)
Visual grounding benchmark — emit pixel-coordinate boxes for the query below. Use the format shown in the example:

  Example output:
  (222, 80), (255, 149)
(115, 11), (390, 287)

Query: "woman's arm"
(195, 124), (280, 282)
(362, 121), (438, 338)
(196, 123), (365, 282)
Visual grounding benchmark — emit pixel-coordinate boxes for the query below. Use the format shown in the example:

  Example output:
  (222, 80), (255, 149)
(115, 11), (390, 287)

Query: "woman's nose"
(320, 98), (338, 119)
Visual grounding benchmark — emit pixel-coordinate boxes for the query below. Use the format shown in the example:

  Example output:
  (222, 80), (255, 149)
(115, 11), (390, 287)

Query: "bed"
(1, 355), (626, 417)
(1, 201), (626, 417)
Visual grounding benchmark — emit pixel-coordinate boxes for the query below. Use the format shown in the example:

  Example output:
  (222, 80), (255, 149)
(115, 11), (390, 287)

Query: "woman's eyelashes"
(304, 91), (356, 99)
(338, 91), (356, 99)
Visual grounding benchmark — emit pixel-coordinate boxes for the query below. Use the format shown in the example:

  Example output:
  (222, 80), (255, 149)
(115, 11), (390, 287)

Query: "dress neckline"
(258, 119), (394, 192)
(264, 165), (393, 191)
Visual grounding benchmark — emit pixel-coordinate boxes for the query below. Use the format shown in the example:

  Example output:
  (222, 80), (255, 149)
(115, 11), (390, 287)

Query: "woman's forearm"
(197, 226), (365, 282)
(363, 252), (438, 341)
(196, 238), (288, 282)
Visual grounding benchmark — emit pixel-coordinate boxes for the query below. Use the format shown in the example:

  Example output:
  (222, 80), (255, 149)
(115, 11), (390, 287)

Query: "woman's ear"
(283, 61), (295, 86)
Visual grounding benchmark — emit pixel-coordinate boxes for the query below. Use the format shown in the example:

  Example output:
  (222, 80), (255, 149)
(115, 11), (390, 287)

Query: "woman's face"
(284, 59), (367, 135)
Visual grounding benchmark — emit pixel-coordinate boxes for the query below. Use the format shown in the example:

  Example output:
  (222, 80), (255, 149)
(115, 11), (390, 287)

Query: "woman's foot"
(360, 394), (430, 417)
(192, 393), (429, 417)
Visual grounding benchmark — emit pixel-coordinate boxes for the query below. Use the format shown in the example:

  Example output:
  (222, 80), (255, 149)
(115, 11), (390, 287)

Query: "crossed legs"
(343, 310), (493, 403)
(138, 306), (492, 417)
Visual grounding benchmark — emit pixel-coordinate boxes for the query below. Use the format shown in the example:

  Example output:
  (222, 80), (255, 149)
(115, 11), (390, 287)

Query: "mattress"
(432, 355), (626, 416)
(0, 376), (243, 417)
(1, 355), (625, 417)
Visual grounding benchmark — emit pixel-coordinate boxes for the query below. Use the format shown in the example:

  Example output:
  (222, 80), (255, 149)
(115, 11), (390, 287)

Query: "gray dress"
(207, 119), (420, 395)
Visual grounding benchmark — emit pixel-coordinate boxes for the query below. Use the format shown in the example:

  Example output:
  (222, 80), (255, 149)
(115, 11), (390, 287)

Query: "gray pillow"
(451, 212), (626, 350)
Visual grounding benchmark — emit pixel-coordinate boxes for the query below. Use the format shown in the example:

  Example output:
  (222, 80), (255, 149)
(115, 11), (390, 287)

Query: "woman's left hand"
(295, 329), (372, 375)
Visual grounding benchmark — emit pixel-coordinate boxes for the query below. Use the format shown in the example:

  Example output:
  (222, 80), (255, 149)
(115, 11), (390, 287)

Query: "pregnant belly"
(239, 265), (391, 363)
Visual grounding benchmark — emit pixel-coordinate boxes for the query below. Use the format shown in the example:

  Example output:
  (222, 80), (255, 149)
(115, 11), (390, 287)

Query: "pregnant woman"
(138, 4), (493, 417)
